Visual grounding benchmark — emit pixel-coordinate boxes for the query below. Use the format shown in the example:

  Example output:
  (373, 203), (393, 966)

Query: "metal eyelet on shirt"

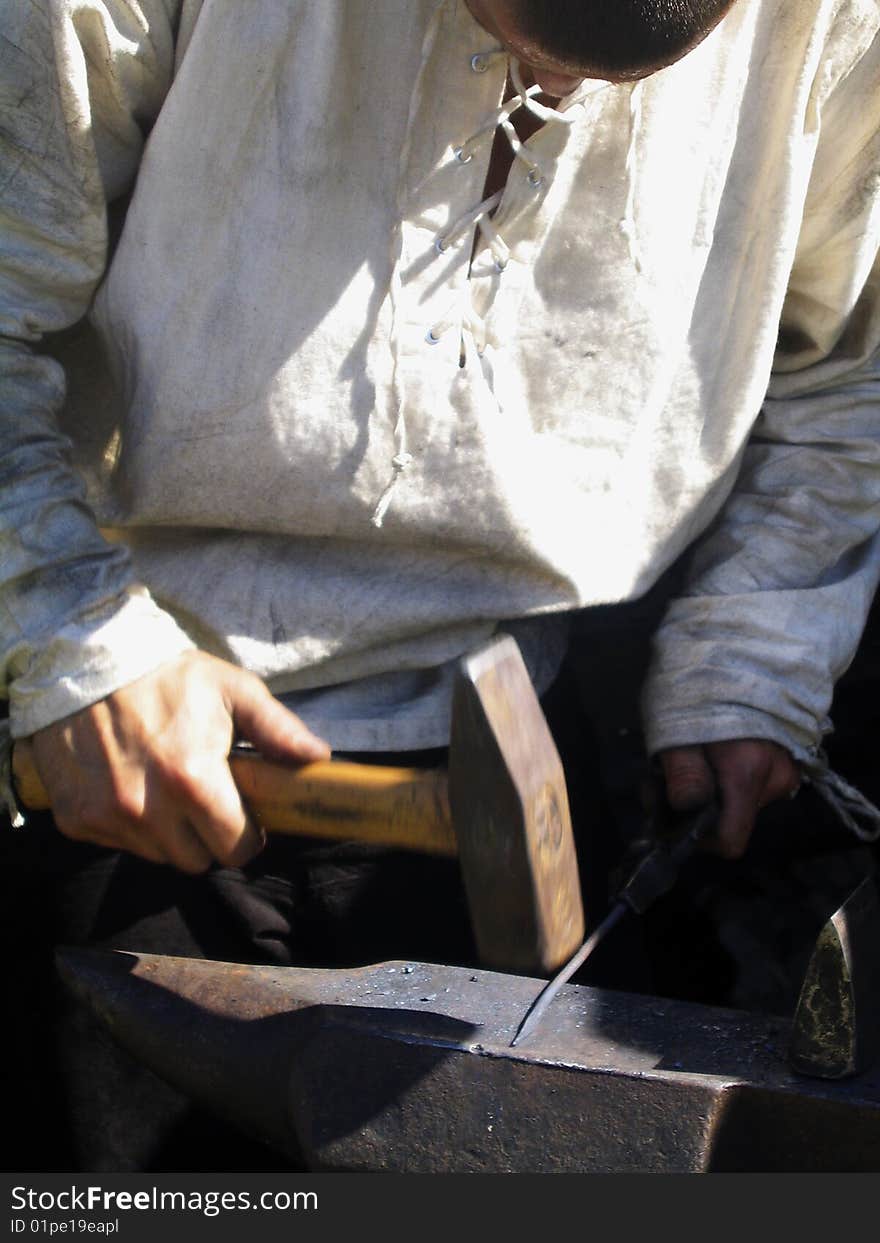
(435, 236), (450, 254)
(470, 53), (490, 73)
(527, 168), (544, 189)
(426, 328), (443, 344)
(453, 146), (474, 165)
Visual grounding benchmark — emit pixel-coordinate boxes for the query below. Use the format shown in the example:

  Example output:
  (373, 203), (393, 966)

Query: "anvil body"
(59, 949), (880, 1173)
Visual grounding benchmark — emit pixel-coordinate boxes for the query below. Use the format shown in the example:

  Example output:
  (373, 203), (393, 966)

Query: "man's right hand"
(25, 651), (331, 873)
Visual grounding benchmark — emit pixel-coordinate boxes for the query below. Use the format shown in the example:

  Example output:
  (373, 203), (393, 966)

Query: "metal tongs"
(511, 801), (719, 1046)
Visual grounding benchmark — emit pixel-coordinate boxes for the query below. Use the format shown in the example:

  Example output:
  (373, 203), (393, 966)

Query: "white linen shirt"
(1, 0), (880, 767)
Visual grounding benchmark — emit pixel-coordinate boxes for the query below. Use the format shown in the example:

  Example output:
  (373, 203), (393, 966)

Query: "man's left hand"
(659, 739), (801, 859)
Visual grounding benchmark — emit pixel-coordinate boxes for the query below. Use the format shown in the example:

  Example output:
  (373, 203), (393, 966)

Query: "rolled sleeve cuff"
(8, 584), (196, 739)
(642, 702), (820, 766)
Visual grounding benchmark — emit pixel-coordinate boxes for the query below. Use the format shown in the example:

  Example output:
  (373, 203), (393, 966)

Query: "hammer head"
(448, 635), (585, 974)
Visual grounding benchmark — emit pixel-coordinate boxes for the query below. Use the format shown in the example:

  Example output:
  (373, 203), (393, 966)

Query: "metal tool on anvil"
(12, 635), (585, 974)
(55, 927), (880, 1172)
(788, 875), (880, 1079)
(512, 801), (719, 1045)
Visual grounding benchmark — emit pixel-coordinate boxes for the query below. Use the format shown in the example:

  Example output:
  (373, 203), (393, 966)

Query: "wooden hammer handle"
(11, 742), (457, 857)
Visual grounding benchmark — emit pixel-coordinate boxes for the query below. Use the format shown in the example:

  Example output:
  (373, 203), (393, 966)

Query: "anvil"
(58, 920), (880, 1173)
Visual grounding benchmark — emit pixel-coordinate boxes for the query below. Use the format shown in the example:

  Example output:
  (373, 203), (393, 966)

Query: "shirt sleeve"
(642, 25), (880, 765)
(0, 0), (197, 743)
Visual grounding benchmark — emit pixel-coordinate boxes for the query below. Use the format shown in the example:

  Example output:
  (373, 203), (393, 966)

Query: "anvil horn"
(56, 947), (326, 1160)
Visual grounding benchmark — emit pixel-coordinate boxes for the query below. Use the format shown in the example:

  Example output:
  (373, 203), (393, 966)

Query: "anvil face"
(57, 949), (880, 1172)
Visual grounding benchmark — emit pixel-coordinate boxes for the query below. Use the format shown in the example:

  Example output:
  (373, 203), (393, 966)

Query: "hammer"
(12, 635), (585, 974)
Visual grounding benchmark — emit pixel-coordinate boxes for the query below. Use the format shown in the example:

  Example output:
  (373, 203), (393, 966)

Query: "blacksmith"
(2, 0), (879, 1167)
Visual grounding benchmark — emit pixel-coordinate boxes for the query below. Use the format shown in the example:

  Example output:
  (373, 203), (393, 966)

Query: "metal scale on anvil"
(26, 637), (880, 1172)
